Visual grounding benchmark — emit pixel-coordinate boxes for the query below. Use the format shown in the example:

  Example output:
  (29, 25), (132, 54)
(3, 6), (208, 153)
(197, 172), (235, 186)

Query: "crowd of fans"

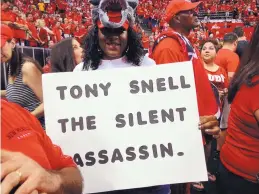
(1, 0), (258, 50)
(1, 0), (259, 194)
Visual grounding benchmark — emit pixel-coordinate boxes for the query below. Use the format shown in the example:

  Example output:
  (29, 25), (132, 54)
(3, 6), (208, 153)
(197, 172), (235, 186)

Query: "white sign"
(43, 0), (50, 3)
(42, 62), (207, 194)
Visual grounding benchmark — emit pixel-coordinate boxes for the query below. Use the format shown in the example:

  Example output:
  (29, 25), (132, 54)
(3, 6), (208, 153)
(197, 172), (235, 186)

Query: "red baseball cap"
(165, 0), (201, 22)
(1, 24), (14, 48)
(97, 11), (129, 30)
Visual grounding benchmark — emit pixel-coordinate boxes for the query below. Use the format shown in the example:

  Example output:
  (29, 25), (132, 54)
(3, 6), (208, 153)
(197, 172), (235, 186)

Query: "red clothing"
(13, 17), (27, 40)
(53, 27), (62, 42)
(221, 78), (259, 182)
(1, 100), (76, 170)
(151, 29), (218, 117)
(205, 66), (228, 91)
(38, 27), (48, 48)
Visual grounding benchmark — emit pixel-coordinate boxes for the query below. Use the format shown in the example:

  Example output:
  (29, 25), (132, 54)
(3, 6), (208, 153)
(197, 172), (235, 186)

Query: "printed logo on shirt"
(6, 127), (34, 140)
(208, 74), (226, 83)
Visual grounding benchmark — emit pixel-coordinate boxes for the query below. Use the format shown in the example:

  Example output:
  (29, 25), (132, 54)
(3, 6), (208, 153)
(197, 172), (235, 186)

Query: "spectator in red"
(52, 21), (62, 43)
(151, 0), (220, 129)
(1, 99), (83, 194)
(43, 57), (51, 73)
(26, 13), (41, 47)
(215, 33), (239, 80)
(218, 23), (259, 194)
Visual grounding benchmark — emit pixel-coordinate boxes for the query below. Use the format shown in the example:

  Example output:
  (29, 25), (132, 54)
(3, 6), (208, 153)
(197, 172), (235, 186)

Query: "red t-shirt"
(205, 66), (228, 91)
(221, 78), (259, 182)
(1, 100), (76, 170)
(215, 49), (240, 74)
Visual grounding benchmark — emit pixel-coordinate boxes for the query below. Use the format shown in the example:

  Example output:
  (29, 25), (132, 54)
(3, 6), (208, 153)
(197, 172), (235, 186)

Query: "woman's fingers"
(204, 126), (221, 136)
(199, 115), (219, 131)
(1, 171), (21, 194)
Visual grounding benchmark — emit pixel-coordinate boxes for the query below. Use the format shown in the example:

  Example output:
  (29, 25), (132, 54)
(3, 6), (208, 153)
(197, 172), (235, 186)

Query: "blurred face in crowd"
(72, 39), (83, 65)
(12, 6), (19, 14)
(1, 2), (10, 10)
(27, 13), (33, 22)
(201, 42), (217, 64)
(48, 40), (54, 48)
(1, 39), (15, 63)
(74, 21), (79, 26)
(176, 8), (199, 30)
(56, 22), (61, 27)
(98, 27), (128, 60)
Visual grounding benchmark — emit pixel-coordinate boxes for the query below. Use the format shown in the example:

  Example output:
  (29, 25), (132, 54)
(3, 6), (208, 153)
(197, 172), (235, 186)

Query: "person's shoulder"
(140, 54), (156, 66)
(73, 62), (84, 71)
(155, 37), (180, 50)
(22, 58), (42, 75)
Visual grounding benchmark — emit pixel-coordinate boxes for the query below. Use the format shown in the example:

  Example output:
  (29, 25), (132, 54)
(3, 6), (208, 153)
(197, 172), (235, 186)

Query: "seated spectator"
(0, 24), (45, 128)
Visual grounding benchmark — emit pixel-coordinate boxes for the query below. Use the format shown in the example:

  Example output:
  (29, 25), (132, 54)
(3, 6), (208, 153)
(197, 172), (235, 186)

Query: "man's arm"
(1, 150), (83, 194)
(53, 167), (83, 194)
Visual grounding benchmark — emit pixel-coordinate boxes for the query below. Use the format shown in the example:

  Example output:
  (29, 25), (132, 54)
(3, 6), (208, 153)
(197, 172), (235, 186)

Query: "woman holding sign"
(73, 1), (170, 194)
(73, 0), (155, 72)
(73, 0), (220, 194)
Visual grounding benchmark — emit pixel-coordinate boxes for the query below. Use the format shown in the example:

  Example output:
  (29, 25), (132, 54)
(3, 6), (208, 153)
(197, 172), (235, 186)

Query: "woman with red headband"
(0, 24), (45, 128)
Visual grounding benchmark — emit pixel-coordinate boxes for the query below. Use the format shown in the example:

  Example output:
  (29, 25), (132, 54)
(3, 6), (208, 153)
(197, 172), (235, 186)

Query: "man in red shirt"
(151, 0), (220, 135)
(215, 33), (239, 80)
(1, 100), (83, 194)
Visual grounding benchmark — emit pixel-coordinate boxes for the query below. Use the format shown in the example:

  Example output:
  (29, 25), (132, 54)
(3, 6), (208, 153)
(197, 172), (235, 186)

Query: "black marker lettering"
(85, 152), (96, 166)
(70, 85), (83, 99)
(176, 107), (187, 121)
(180, 76), (191, 88)
(115, 114), (126, 128)
(71, 117), (84, 131)
(58, 118), (69, 133)
(85, 84), (98, 97)
(129, 80), (139, 94)
(157, 78), (166, 91)
(111, 149), (123, 163)
(98, 150), (109, 164)
(160, 143), (173, 157)
(126, 147), (136, 161)
(56, 86), (67, 100)
(99, 82), (111, 96)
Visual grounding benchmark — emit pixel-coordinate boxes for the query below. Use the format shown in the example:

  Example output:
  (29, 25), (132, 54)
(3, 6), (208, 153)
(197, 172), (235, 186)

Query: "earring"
(97, 48), (102, 55)
(125, 47), (129, 53)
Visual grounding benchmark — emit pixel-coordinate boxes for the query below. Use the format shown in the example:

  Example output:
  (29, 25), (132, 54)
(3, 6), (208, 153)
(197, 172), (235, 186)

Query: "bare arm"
(22, 62), (44, 118)
(52, 167), (83, 194)
(1, 90), (6, 97)
(254, 109), (259, 125)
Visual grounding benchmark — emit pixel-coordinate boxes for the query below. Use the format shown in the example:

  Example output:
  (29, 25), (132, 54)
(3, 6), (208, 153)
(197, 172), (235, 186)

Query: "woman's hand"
(199, 115), (220, 136)
(1, 150), (61, 194)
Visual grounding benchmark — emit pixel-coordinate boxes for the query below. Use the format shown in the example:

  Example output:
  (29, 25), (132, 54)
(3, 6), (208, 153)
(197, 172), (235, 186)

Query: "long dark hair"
(50, 38), (76, 72)
(82, 25), (144, 70)
(228, 23), (259, 103)
(9, 44), (42, 76)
